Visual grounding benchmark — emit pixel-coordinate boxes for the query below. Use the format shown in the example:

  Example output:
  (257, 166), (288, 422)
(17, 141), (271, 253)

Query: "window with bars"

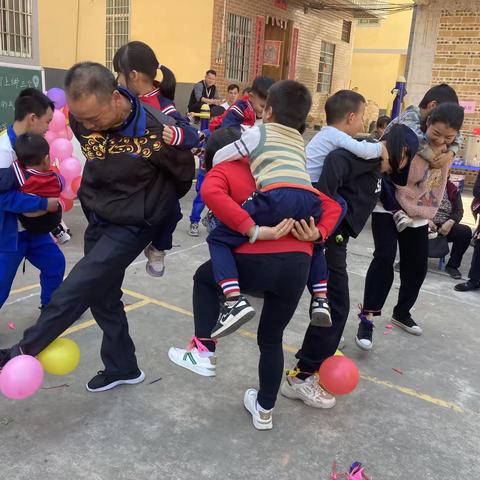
(106, 0), (129, 71)
(341, 20), (352, 43)
(225, 13), (252, 83)
(317, 41), (335, 94)
(0, 0), (32, 58)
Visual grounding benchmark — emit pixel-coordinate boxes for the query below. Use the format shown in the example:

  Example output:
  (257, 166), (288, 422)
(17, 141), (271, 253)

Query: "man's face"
(27, 107), (53, 136)
(205, 73), (216, 87)
(227, 88), (239, 104)
(67, 91), (121, 131)
(249, 92), (266, 119)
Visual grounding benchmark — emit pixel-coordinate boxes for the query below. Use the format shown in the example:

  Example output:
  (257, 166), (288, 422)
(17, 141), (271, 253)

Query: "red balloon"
(318, 356), (359, 395)
(71, 176), (82, 196)
(59, 196), (74, 213)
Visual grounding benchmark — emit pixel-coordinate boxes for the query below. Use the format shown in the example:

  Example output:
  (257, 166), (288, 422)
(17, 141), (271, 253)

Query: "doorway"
(262, 19), (292, 80)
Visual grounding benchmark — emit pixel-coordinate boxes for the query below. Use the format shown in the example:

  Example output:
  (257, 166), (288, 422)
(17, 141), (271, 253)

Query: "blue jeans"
(0, 231), (66, 308)
(189, 170), (206, 224)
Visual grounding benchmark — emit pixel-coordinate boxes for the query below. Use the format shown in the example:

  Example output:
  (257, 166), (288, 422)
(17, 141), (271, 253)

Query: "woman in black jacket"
(455, 173), (480, 291)
(430, 180), (472, 279)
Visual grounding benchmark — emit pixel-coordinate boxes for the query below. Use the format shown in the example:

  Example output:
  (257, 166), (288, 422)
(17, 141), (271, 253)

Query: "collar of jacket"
(108, 86), (147, 138)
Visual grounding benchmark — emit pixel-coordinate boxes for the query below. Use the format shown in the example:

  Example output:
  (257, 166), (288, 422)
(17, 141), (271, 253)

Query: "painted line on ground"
(5, 292), (39, 306)
(60, 300), (151, 337)
(120, 289), (469, 416)
(10, 284), (40, 295)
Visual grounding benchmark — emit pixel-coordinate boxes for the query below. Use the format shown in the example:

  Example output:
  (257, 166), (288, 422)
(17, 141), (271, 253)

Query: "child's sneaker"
(428, 229), (438, 240)
(392, 314), (423, 335)
(243, 388), (273, 430)
(144, 244), (166, 277)
(51, 225), (71, 244)
(355, 313), (375, 351)
(310, 297), (332, 327)
(189, 222), (199, 237)
(168, 346), (216, 377)
(211, 295), (256, 339)
(393, 210), (414, 233)
(280, 373), (336, 409)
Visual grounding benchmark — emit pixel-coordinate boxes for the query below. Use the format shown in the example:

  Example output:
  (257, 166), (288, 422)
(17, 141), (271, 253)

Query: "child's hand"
(47, 198), (59, 212)
(428, 220), (437, 232)
(380, 143), (389, 162)
(438, 219), (455, 236)
(162, 126), (174, 145)
(247, 219), (294, 241)
(291, 217), (322, 242)
(430, 150), (454, 169)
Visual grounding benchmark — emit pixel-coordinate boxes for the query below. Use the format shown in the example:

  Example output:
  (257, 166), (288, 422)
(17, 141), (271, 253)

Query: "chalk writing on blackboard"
(0, 75), (40, 89)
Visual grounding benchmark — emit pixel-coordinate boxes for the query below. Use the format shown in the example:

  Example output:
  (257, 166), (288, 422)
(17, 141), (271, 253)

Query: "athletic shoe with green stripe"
(168, 347), (216, 377)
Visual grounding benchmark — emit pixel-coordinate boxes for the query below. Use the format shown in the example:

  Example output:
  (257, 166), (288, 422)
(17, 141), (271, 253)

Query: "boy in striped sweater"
(207, 80), (342, 339)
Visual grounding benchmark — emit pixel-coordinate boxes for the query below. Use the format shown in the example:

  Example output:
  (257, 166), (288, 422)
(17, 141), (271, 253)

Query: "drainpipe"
(404, 3), (417, 80)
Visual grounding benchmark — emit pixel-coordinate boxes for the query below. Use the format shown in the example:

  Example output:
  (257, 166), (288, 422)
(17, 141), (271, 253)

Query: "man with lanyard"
(0, 62), (195, 393)
(0, 89), (65, 311)
(188, 69), (222, 113)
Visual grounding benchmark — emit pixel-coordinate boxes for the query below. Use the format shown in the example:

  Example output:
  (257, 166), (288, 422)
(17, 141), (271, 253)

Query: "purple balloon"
(47, 87), (66, 109)
(0, 355), (44, 400)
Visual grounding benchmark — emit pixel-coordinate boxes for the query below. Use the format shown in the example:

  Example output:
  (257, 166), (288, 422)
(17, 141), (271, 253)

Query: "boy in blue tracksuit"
(0, 89), (65, 310)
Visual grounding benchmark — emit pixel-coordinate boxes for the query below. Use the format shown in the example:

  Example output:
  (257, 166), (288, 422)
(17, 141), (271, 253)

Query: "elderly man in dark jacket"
(0, 63), (195, 392)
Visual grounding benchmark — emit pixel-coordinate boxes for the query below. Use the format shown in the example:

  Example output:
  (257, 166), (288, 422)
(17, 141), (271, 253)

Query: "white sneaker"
(168, 346), (216, 377)
(338, 335), (346, 350)
(53, 229), (71, 245)
(243, 388), (273, 430)
(144, 244), (166, 277)
(280, 374), (336, 409)
(393, 210), (414, 233)
(189, 222), (199, 237)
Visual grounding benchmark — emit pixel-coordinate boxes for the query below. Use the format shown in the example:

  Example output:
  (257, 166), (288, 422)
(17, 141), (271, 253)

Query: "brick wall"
(209, 0), (356, 124)
(432, 9), (480, 151)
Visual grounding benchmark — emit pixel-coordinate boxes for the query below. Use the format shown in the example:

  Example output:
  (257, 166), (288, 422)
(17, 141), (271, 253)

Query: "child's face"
(426, 121), (457, 148)
(347, 102), (366, 136)
(227, 88), (239, 104)
(249, 92), (267, 119)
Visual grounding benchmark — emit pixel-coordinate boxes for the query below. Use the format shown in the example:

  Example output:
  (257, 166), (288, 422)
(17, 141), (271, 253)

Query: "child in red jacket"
(0, 133), (64, 236)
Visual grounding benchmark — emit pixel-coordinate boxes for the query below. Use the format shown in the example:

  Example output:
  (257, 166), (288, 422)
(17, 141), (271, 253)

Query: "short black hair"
(266, 80), (312, 132)
(65, 62), (117, 101)
(227, 84), (240, 92)
(251, 76), (275, 100)
(14, 133), (50, 167)
(14, 88), (54, 122)
(325, 90), (366, 125)
(419, 84), (459, 109)
(206, 69), (217, 76)
(377, 115), (391, 130)
(428, 102), (464, 131)
(243, 87), (252, 95)
(204, 128), (241, 171)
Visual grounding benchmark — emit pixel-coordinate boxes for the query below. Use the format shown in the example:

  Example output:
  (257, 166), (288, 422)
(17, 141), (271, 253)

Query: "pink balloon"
(50, 138), (73, 162)
(49, 109), (66, 133)
(65, 126), (74, 141)
(44, 130), (57, 145)
(55, 128), (69, 140)
(0, 355), (44, 400)
(60, 184), (76, 200)
(59, 157), (82, 182)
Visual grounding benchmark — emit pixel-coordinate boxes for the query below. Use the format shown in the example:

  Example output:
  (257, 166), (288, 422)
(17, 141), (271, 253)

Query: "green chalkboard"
(0, 62), (44, 132)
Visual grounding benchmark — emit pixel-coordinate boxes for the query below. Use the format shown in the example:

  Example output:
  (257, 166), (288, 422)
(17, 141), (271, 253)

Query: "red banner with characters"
(288, 27), (299, 79)
(254, 16), (266, 77)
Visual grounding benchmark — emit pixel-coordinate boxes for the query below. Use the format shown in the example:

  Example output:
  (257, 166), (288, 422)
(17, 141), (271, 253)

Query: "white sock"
(198, 350), (214, 358)
(256, 401), (271, 413)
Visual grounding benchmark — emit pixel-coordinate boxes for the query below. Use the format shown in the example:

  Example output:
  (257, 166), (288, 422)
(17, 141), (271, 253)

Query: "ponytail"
(158, 64), (176, 101)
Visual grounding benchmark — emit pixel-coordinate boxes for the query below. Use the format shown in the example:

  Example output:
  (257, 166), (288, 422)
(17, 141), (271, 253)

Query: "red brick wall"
(209, 0), (356, 124)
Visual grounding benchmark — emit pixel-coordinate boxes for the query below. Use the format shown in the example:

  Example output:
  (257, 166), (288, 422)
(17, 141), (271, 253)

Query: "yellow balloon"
(37, 338), (80, 375)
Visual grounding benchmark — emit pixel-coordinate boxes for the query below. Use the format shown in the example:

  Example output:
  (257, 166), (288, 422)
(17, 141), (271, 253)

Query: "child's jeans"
(207, 187), (322, 284)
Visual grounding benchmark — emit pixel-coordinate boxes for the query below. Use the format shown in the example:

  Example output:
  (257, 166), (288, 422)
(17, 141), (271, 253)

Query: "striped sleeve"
(213, 126), (261, 166)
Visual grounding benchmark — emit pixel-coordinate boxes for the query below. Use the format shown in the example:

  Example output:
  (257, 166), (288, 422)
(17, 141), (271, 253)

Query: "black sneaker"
(310, 297), (332, 327)
(0, 349), (11, 369)
(445, 266), (462, 280)
(454, 279), (480, 292)
(355, 314), (374, 351)
(391, 314), (423, 335)
(86, 369), (145, 393)
(211, 295), (256, 339)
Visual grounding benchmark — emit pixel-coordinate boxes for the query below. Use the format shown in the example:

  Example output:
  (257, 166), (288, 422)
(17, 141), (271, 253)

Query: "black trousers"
(469, 241), (480, 281)
(12, 220), (153, 375)
(363, 213), (428, 320)
(295, 234), (350, 373)
(445, 223), (472, 269)
(192, 252), (310, 410)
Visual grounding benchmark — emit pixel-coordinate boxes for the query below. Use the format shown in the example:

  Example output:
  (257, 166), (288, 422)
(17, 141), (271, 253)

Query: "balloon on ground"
(318, 355), (360, 395)
(37, 338), (80, 376)
(0, 355), (44, 400)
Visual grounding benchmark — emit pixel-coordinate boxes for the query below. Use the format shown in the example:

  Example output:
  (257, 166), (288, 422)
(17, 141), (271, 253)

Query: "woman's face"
(426, 121), (458, 149)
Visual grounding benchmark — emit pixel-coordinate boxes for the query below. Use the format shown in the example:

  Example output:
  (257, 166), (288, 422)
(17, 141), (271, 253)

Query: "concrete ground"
(1, 187), (480, 480)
